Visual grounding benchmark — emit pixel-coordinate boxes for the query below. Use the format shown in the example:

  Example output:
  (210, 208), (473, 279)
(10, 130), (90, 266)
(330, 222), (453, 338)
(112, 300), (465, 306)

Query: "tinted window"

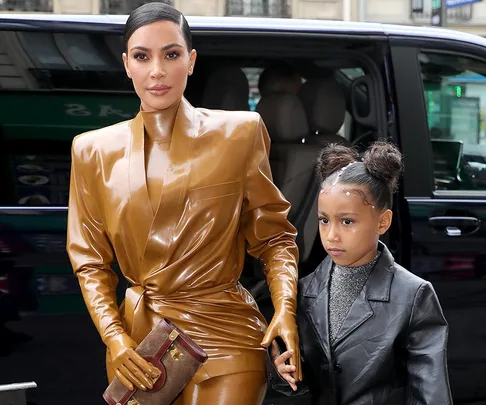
(419, 51), (486, 192)
(0, 30), (371, 207)
(0, 30), (138, 206)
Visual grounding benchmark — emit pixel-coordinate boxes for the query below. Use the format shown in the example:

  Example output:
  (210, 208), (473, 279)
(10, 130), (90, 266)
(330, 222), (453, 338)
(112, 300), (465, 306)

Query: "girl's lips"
(327, 248), (345, 256)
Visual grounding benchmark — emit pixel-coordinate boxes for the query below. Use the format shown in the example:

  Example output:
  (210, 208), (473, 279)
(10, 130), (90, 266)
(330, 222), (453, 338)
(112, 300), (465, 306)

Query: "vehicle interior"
(182, 35), (394, 309)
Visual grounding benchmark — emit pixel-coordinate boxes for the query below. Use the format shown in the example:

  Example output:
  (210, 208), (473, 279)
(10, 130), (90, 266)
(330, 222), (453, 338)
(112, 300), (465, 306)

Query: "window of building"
(418, 51), (486, 192)
(226, 0), (291, 18)
(0, 0), (52, 12)
(100, 0), (172, 14)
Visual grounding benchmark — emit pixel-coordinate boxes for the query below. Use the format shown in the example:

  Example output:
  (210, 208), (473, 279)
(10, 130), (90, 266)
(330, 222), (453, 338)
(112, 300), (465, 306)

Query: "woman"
(66, 2), (302, 404)
(271, 142), (452, 404)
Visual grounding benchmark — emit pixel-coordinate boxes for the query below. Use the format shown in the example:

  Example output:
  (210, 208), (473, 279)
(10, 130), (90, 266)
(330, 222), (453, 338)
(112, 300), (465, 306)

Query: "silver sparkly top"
(329, 252), (381, 344)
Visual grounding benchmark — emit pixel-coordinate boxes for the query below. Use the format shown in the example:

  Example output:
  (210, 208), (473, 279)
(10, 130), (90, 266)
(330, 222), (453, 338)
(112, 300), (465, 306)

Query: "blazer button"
(334, 363), (342, 374)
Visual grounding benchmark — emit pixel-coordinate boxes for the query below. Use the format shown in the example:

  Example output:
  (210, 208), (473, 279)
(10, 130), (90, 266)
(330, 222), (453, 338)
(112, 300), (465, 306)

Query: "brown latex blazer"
(66, 98), (299, 384)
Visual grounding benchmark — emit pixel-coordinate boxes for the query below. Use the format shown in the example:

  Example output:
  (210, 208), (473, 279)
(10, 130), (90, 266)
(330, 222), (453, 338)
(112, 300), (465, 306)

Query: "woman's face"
(122, 21), (197, 112)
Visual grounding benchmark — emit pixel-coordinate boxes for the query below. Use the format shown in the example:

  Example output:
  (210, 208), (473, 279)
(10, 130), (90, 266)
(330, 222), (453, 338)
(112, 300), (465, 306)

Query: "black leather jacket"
(272, 242), (453, 405)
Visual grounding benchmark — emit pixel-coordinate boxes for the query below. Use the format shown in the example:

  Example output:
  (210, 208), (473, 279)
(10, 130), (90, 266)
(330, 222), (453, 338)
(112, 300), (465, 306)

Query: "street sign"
(446, 0), (482, 8)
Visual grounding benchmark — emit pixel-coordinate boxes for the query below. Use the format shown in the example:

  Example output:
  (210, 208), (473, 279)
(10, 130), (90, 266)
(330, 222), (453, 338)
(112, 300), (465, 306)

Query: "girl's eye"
(319, 217), (328, 225)
(342, 219), (354, 225)
(134, 53), (148, 61)
(166, 51), (180, 59)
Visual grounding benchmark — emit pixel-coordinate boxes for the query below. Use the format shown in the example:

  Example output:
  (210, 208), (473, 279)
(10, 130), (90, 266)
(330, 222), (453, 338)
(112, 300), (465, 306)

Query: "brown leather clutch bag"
(103, 318), (208, 405)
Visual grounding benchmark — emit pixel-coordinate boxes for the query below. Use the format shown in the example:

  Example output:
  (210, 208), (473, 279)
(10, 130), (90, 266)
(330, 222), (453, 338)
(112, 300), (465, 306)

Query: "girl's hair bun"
(363, 141), (403, 193)
(316, 143), (359, 183)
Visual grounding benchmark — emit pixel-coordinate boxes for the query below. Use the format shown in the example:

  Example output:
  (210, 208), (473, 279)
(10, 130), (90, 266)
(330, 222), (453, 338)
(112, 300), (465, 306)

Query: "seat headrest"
(258, 66), (302, 97)
(256, 92), (309, 143)
(298, 78), (346, 135)
(202, 66), (249, 111)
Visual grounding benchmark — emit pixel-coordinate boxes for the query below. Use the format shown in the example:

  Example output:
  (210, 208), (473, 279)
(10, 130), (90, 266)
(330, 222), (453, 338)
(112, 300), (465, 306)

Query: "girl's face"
(318, 183), (392, 267)
(122, 20), (197, 112)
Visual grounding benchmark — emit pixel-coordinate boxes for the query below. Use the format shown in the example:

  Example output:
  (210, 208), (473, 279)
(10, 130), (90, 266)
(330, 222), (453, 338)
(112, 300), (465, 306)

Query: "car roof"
(1, 13), (486, 48)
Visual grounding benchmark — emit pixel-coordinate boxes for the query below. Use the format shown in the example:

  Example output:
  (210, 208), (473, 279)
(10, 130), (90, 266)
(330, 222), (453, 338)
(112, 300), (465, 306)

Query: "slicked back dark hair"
(123, 2), (192, 51)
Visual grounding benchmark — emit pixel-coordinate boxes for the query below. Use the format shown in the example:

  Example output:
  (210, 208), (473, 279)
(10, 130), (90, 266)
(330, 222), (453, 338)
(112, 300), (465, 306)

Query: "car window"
(337, 68), (366, 139)
(340, 67), (365, 80)
(242, 67), (263, 111)
(418, 51), (486, 192)
(0, 29), (374, 208)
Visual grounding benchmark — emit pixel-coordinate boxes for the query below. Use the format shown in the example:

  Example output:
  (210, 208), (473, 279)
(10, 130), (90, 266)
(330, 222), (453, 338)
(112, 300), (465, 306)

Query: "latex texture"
(66, 98), (302, 396)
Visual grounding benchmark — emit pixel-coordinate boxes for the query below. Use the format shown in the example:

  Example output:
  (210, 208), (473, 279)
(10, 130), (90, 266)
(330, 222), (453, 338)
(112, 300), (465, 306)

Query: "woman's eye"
(343, 219), (354, 225)
(319, 217), (328, 225)
(134, 53), (147, 61)
(166, 51), (179, 59)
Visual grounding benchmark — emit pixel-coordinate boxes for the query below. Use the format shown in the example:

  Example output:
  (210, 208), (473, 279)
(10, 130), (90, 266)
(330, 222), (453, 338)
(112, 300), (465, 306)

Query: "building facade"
(1, 0), (486, 35)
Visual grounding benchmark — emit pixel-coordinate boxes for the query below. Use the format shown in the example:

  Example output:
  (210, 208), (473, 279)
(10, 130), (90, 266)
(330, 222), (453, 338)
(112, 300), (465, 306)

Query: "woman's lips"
(147, 86), (171, 96)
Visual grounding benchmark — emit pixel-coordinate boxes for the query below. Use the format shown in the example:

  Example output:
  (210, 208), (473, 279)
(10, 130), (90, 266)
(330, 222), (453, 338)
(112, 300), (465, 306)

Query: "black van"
(0, 14), (485, 405)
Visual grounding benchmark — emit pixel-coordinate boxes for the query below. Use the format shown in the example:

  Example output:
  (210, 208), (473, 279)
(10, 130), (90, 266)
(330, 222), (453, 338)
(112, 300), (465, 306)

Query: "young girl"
(271, 141), (453, 404)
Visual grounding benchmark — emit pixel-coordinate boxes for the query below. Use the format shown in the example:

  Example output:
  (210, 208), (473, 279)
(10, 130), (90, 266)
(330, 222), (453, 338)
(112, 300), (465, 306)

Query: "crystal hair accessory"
(332, 161), (357, 185)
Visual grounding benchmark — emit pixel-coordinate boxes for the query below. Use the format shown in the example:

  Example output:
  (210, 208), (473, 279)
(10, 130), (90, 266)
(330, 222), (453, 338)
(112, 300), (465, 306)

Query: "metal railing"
(0, 0), (53, 12)
(411, 0), (473, 21)
(100, 0), (172, 14)
(226, 0), (291, 18)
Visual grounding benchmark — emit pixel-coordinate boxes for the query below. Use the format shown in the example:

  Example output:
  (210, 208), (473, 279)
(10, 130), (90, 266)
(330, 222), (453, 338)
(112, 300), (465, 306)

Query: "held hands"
(261, 309), (302, 384)
(107, 333), (161, 391)
(271, 340), (298, 392)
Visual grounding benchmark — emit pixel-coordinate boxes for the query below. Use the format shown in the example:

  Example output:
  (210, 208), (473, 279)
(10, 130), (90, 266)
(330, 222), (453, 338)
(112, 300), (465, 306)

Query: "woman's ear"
(122, 53), (131, 78)
(377, 209), (393, 235)
(188, 49), (197, 76)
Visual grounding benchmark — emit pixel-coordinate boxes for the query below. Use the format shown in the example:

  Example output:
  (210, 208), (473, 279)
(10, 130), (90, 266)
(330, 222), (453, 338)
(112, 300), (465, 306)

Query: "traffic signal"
(431, 0), (445, 27)
(454, 85), (463, 97)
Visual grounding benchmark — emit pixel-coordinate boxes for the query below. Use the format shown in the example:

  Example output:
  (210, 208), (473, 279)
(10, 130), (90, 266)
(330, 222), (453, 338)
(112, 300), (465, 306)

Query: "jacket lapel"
(332, 289), (373, 345)
(140, 98), (198, 271)
(332, 242), (395, 346)
(128, 113), (154, 265)
(304, 257), (333, 361)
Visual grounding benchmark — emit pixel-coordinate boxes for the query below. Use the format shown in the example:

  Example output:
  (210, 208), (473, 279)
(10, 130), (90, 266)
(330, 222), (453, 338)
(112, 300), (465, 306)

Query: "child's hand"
(270, 339), (298, 392)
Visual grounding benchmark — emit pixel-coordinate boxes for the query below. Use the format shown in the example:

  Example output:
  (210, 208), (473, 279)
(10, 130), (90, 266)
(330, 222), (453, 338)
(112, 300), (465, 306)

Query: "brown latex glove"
(239, 116), (302, 381)
(261, 302), (302, 382)
(107, 333), (161, 391)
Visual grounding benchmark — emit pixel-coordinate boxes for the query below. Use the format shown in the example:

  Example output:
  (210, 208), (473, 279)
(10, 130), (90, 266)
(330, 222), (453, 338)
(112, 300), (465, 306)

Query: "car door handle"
(429, 216), (481, 236)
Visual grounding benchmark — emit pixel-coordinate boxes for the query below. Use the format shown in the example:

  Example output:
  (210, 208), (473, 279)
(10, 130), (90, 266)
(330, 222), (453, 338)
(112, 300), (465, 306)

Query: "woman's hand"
(270, 340), (298, 392)
(107, 333), (161, 391)
(261, 308), (302, 382)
